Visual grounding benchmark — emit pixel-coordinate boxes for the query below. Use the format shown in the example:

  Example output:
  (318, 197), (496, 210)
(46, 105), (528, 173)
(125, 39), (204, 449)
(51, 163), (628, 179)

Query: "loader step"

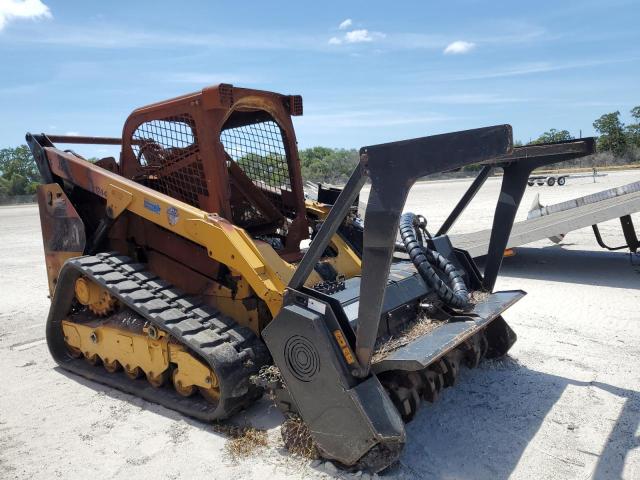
(46, 252), (270, 421)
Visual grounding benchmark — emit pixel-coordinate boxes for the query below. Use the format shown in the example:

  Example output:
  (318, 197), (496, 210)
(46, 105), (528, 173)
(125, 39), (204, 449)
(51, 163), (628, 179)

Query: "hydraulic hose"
(399, 212), (471, 310)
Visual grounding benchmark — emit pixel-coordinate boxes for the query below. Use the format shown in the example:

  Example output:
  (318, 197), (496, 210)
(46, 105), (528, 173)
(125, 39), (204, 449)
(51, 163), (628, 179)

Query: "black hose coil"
(399, 212), (471, 310)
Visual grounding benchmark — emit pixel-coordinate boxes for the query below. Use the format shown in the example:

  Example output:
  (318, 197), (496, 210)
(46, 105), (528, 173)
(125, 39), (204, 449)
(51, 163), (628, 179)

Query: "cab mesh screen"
(132, 115), (208, 209)
(221, 120), (292, 195)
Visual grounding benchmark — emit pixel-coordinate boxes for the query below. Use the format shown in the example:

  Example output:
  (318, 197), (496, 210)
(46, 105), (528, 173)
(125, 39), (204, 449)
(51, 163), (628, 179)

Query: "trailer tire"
(527, 181), (534, 187)
(546, 177), (556, 186)
(557, 176), (566, 186)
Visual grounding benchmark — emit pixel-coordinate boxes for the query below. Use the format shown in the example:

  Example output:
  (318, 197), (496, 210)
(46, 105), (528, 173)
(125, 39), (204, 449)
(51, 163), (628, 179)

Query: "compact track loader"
(28, 84), (528, 472)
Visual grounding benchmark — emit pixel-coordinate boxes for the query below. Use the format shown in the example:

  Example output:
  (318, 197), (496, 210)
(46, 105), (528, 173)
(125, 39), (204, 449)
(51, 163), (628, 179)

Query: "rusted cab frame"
(119, 84), (309, 252)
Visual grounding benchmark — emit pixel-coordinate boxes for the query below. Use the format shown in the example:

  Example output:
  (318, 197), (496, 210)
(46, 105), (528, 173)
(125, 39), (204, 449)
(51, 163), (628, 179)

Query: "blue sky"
(0, 0), (638, 158)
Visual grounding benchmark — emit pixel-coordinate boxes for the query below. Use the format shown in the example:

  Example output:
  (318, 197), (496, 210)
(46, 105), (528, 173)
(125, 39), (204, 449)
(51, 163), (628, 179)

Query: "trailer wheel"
(546, 177), (556, 186)
(527, 181), (534, 187)
(557, 176), (566, 186)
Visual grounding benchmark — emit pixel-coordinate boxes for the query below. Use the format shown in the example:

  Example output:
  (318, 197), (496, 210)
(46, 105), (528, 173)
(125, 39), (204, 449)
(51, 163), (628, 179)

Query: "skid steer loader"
(27, 84), (526, 472)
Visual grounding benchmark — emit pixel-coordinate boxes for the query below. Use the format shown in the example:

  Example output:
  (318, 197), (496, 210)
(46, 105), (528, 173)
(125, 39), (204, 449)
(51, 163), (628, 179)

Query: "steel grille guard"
(289, 125), (514, 376)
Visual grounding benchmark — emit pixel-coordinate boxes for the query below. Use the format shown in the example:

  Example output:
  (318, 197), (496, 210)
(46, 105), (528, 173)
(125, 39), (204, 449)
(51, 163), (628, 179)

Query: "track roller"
(172, 370), (196, 397)
(198, 386), (221, 403)
(103, 358), (121, 373)
(146, 370), (168, 388)
(84, 352), (100, 366)
(124, 364), (143, 380)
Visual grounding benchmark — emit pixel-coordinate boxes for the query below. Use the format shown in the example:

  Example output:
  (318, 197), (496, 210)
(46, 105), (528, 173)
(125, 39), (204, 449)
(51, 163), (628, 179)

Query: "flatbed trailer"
(436, 138), (639, 265)
(528, 173), (570, 187)
(527, 170), (606, 187)
(451, 180), (640, 257)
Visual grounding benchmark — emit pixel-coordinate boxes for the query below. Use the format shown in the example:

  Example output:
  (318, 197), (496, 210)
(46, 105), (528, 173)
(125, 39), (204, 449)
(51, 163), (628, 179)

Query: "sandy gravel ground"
(1, 171), (639, 480)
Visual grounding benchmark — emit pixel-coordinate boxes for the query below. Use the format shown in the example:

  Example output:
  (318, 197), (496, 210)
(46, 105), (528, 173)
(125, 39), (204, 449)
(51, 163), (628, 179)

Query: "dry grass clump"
(250, 365), (285, 402)
(281, 416), (318, 459)
(213, 424), (268, 460)
(371, 289), (491, 362)
(251, 364), (283, 387)
(372, 315), (443, 363)
(470, 289), (490, 304)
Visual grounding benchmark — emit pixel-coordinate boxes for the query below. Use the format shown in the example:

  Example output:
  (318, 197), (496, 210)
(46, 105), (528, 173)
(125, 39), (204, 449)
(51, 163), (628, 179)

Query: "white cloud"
(338, 18), (352, 30)
(0, 0), (51, 31)
(345, 29), (374, 43)
(328, 19), (386, 47)
(443, 40), (475, 55)
(329, 28), (385, 46)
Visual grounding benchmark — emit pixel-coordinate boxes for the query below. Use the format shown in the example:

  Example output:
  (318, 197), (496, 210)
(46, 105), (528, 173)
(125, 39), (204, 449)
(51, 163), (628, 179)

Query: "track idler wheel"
(198, 386), (221, 403)
(66, 345), (83, 359)
(197, 369), (221, 403)
(172, 370), (196, 397)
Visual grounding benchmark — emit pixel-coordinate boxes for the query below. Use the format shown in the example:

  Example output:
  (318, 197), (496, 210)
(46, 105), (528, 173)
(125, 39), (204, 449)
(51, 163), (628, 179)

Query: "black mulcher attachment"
(263, 125), (524, 472)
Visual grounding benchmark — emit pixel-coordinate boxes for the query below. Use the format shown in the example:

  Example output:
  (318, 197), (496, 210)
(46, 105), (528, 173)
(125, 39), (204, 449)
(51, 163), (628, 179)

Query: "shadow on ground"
(485, 246), (640, 289)
(393, 357), (639, 479)
(56, 355), (639, 480)
(54, 366), (285, 432)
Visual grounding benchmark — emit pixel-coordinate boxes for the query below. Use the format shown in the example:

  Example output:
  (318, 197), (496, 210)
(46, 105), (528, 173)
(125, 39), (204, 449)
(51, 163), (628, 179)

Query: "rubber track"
(46, 252), (270, 421)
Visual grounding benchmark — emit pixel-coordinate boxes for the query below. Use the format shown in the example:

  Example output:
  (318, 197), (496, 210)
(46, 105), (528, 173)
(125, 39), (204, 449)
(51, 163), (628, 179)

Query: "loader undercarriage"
(48, 252), (270, 420)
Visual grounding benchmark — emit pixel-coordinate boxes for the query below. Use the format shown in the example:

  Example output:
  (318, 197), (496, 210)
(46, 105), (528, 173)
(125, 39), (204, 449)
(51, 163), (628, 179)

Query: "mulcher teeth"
(380, 329), (489, 423)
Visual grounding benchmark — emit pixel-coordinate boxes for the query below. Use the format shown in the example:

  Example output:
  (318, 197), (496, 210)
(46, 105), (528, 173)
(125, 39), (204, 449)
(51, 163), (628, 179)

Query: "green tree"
(298, 147), (359, 183)
(0, 145), (39, 183)
(236, 152), (289, 188)
(625, 106), (640, 148)
(593, 111), (627, 156)
(0, 145), (40, 196)
(530, 128), (574, 145)
(0, 176), (10, 198)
